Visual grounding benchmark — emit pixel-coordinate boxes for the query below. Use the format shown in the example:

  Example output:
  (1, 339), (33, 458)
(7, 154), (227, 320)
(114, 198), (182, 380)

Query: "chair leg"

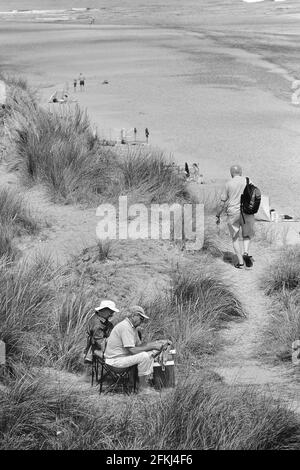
(99, 361), (104, 395)
(95, 359), (99, 383)
(91, 361), (95, 387)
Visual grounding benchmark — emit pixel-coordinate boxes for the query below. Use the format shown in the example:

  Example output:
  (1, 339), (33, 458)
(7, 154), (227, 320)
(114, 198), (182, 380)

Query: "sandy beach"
(1, 1), (300, 215)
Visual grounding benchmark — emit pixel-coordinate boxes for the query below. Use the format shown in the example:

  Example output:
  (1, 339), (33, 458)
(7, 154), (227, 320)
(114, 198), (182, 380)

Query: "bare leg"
(233, 236), (244, 265)
(243, 237), (250, 255)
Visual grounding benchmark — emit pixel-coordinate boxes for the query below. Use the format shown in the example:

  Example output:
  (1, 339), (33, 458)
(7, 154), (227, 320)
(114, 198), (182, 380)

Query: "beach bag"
(241, 177), (261, 217)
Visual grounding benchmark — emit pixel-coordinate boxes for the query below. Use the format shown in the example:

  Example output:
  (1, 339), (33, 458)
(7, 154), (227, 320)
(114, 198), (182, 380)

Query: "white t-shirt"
(221, 175), (248, 216)
(105, 318), (138, 359)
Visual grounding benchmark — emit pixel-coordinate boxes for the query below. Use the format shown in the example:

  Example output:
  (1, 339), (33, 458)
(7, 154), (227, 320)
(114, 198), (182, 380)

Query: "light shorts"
(227, 212), (255, 240)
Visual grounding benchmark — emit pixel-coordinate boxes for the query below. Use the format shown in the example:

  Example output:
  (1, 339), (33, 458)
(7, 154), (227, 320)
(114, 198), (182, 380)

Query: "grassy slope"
(0, 76), (299, 449)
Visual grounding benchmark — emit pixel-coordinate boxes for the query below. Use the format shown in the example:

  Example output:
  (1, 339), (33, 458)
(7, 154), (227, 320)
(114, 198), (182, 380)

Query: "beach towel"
(255, 194), (271, 222)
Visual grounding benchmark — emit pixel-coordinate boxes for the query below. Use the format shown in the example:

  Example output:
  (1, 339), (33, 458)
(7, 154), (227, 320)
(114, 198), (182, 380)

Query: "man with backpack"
(216, 165), (261, 269)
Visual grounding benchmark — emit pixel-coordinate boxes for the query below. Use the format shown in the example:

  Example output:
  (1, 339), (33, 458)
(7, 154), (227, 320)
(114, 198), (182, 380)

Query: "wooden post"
(0, 340), (5, 366)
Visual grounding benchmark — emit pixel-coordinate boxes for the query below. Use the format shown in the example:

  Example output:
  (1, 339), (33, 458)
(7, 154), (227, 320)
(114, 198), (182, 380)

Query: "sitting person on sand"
(216, 165), (255, 269)
(104, 305), (169, 394)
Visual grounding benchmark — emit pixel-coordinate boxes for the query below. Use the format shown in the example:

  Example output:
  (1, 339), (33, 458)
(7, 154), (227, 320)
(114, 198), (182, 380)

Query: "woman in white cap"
(84, 300), (119, 362)
(105, 305), (168, 394)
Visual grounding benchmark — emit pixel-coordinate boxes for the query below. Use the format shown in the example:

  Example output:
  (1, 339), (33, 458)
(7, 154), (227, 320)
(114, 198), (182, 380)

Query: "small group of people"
(216, 164), (257, 270)
(84, 300), (170, 394)
(184, 162), (203, 184)
(73, 73), (85, 92)
(120, 127), (150, 144)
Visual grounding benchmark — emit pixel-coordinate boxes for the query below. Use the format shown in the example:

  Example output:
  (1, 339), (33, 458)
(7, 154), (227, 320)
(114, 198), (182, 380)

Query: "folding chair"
(91, 349), (137, 395)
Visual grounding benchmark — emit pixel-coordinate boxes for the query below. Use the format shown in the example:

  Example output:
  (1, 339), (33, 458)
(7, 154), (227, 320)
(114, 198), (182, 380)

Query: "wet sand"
(1, 2), (300, 215)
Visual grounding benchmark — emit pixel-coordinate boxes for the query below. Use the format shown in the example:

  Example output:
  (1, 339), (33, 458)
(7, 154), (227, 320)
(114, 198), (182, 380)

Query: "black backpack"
(240, 177), (261, 219)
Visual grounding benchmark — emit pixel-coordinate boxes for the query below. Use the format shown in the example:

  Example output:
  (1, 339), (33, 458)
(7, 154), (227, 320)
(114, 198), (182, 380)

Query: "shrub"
(96, 240), (112, 261)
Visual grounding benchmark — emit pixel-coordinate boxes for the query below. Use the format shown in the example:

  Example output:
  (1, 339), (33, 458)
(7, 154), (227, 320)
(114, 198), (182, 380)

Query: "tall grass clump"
(2, 370), (299, 450)
(0, 368), (131, 450)
(262, 247), (300, 295)
(45, 288), (96, 372)
(142, 266), (245, 361)
(117, 149), (190, 203)
(0, 187), (40, 236)
(9, 105), (119, 203)
(0, 187), (41, 259)
(0, 255), (60, 366)
(261, 291), (300, 361)
(144, 380), (300, 450)
(0, 227), (16, 260)
(260, 248), (300, 361)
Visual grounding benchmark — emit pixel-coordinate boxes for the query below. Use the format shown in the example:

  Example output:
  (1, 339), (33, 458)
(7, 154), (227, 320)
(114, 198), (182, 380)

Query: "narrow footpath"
(211, 244), (300, 414)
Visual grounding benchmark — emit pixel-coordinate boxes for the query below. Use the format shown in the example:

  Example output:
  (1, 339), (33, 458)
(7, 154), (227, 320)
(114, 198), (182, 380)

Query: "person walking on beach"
(79, 73), (85, 92)
(145, 128), (149, 144)
(134, 127), (137, 141)
(216, 165), (256, 269)
(73, 78), (77, 92)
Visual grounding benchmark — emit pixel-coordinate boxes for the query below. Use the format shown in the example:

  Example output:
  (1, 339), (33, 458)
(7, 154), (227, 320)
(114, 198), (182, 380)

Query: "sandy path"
(211, 243), (300, 414)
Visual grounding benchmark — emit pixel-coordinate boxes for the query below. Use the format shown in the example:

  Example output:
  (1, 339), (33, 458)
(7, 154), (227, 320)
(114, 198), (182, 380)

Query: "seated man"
(105, 305), (167, 394)
(84, 300), (119, 363)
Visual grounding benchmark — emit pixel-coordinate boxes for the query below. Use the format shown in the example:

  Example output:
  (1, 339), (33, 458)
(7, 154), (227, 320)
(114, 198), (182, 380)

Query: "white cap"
(95, 300), (119, 313)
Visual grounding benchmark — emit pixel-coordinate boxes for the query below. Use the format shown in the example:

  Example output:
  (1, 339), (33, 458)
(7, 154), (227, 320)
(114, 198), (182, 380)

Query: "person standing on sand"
(73, 78), (77, 92)
(216, 165), (255, 269)
(145, 128), (149, 144)
(79, 73), (85, 91)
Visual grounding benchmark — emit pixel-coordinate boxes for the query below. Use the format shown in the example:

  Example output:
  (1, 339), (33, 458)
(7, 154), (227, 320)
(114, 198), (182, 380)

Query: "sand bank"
(1, 4), (300, 215)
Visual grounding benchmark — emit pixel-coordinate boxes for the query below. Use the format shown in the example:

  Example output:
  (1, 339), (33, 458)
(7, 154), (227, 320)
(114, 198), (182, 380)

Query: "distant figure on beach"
(73, 78), (77, 92)
(134, 127), (137, 141)
(184, 162), (190, 179)
(145, 128), (149, 143)
(121, 128), (126, 144)
(90, 17), (95, 25)
(191, 163), (200, 182)
(79, 73), (85, 92)
(216, 165), (256, 270)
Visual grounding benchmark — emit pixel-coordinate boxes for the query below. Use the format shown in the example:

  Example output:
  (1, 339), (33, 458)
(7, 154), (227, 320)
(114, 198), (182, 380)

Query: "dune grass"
(262, 247), (300, 295)
(4, 77), (190, 206)
(1, 369), (299, 450)
(0, 186), (40, 236)
(0, 253), (98, 372)
(0, 255), (60, 367)
(118, 149), (190, 204)
(141, 266), (245, 361)
(144, 380), (300, 450)
(45, 288), (95, 372)
(0, 186), (41, 259)
(260, 247), (300, 361)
